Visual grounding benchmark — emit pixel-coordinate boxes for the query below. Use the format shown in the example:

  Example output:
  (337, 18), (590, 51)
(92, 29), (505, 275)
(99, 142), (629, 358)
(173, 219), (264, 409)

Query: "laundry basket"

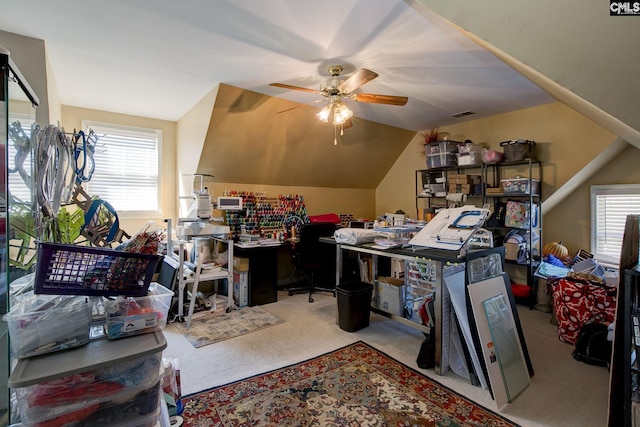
(34, 242), (161, 297)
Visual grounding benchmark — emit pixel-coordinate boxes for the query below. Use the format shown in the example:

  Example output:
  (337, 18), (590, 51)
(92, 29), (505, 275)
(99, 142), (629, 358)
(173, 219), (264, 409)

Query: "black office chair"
(288, 222), (337, 303)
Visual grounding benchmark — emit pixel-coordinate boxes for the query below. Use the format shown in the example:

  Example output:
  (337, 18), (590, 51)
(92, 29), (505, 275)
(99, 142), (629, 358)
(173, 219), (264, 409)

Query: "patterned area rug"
(181, 341), (519, 426)
(175, 306), (285, 348)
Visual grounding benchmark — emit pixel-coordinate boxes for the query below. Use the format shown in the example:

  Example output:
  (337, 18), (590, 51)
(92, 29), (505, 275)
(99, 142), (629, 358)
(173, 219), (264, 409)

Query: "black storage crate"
(499, 139), (536, 161)
(35, 242), (161, 297)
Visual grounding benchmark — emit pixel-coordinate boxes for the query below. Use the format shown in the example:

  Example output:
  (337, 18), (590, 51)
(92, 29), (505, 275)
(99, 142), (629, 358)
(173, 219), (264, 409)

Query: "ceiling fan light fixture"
(333, 102), (353, 125)
(316, 105), (332, 122)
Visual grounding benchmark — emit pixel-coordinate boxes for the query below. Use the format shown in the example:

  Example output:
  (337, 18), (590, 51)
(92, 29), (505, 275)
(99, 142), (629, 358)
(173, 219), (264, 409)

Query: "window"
(7, 116), (35, 204)
(591, 184), (640, 265)
(83, 121), (161, 217)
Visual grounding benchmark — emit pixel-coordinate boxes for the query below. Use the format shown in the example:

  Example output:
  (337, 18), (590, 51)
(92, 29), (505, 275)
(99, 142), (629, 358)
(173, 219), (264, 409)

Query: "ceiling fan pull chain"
(334, 125), (338, 146)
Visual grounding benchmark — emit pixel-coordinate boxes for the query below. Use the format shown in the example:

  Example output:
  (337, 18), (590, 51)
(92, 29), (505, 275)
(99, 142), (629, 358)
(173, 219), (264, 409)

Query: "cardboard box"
(449, 177), (471, 184)
(233, 256), (250, 272)
(448, 183), (472, 194)
(486, 187), (503, 195)
(375, 277), (405, 316)
(233, 270), (249, 307)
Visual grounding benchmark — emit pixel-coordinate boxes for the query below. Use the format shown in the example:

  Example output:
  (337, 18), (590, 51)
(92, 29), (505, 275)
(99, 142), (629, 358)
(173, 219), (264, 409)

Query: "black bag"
(416, 329), (435, 369)
(486, 201), (506, 228)
(572, 322), (612, 367)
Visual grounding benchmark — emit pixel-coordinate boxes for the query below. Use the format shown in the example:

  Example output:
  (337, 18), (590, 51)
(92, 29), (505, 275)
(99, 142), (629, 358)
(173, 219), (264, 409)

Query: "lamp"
(316, 99), (353, 145)
(316, 105), (332, 122)
(333, 102), (353, 125)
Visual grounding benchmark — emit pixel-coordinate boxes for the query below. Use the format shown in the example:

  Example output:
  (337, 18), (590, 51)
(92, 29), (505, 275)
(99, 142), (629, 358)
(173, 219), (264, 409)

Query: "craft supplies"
(105, 283), (174, 339)
(5, 294), (91, 358)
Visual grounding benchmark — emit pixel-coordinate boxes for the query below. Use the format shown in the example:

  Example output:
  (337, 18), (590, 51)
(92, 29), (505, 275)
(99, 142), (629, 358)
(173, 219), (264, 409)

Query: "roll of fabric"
(334, 228), (380, 245)
(183, 268), (195, 280)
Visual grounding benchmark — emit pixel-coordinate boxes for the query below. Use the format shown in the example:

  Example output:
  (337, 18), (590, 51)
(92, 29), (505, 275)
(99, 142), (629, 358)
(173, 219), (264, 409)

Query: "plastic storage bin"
(336, 281), (373, 332)
(427, 152), (456, 169)
(456, 151), (482, 166)
(104, 282), (174, 339)
(501, 177), (540, 195)
(426, 140), (459, 155)
(5, 294), (91, 359)
(9, 332), (166, 427)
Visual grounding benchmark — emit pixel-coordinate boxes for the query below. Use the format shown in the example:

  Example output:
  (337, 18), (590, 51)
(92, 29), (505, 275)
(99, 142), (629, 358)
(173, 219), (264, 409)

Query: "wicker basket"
(34, 242), (161, 296)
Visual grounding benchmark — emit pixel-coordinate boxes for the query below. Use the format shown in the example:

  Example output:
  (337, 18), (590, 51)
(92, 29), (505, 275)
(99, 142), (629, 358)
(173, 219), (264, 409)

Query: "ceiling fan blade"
(269, 82), (319, 94)
(276, 98), (325, 114)
(276, 105), (304, 114)
(339, 68), (379, 93)
(354, 93), (408, 106)
(342, 119), (353, 129)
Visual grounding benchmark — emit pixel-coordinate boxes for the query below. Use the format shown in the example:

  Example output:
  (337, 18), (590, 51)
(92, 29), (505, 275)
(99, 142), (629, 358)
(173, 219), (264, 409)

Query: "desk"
(234, 242), (290, 306)
(321, 236), (498, 376)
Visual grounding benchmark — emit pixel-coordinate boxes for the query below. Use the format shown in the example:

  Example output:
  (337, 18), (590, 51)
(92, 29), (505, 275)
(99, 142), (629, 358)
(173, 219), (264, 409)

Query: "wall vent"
(450, 111), (475, 118)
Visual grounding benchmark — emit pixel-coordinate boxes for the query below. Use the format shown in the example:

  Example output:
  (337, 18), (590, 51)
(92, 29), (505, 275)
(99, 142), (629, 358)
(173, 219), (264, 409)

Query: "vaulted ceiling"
(1, 0), (637, 189)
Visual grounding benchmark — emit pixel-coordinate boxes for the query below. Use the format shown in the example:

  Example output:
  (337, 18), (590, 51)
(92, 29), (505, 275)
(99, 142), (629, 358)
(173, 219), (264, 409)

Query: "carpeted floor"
(174, 305), (285, 348)
(181, 341), (519, 427)
(162, 291), (611, 427)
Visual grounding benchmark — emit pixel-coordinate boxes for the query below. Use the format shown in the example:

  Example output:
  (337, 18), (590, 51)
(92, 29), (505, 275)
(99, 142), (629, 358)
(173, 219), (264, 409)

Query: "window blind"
(83, 122), (160, 214)
(591, 184), (640, 264)
(7, 118), (34, 204)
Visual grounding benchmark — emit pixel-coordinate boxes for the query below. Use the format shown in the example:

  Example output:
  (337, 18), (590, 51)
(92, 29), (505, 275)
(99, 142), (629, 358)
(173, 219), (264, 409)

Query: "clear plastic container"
(427, 153), (456, 169)
(456, 151), (482, 166)
(5, 294), (92, 359)
(501, 177), (540, 195)
(104, 282), (174, 339)
(14, 352), (162, 426)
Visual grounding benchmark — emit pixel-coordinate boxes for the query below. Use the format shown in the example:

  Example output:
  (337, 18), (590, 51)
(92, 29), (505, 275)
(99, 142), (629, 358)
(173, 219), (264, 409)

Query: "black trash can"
(336, 281), (373, 332)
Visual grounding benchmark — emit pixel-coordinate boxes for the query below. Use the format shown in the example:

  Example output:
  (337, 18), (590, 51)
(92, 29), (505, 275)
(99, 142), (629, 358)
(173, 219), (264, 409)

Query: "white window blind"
(7, 117), (34, 204)
(83, 122), (160, 215)
(591, 184), (640, 265)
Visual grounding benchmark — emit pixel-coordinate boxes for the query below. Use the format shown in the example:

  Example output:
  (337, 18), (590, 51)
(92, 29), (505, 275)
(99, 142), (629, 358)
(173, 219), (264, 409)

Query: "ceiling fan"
(270, 65), (408, 143)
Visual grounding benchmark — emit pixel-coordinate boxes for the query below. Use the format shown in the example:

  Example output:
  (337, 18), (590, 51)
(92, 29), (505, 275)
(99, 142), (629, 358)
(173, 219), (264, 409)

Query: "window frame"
(81, 120), (162, 219)
(590, 183), (640, 266)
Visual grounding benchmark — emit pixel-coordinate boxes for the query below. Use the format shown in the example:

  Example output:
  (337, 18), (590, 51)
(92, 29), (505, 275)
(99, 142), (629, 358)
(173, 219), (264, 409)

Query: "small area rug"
(181, 341), (519, 426)
(175, 305), (285, 348)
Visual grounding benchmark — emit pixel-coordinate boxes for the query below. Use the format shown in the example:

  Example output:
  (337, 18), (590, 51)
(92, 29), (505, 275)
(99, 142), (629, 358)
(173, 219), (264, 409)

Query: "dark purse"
(486, 201), (506, 228)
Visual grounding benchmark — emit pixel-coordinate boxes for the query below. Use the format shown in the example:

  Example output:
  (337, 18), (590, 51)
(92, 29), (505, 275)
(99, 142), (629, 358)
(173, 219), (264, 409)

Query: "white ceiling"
(0, 0), (554, 131)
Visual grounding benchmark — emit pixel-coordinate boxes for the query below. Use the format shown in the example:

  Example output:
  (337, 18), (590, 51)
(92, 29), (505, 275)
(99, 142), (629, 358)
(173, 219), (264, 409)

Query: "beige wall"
(176, 84), (379, 222)
(61, 106), (178, 236)
(202, 182), (375, 220)
(376, 101), (627, 255)
(0, 30), (51, 125)
(176, 86), (219, 217)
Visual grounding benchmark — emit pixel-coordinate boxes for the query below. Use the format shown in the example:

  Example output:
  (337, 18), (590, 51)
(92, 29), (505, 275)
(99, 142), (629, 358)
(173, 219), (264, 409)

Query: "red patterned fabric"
(551, 277), (617, 344)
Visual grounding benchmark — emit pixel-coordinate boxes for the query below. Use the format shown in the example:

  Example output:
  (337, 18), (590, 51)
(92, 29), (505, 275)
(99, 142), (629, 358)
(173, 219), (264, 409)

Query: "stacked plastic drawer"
(9, 331), (166, 427)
